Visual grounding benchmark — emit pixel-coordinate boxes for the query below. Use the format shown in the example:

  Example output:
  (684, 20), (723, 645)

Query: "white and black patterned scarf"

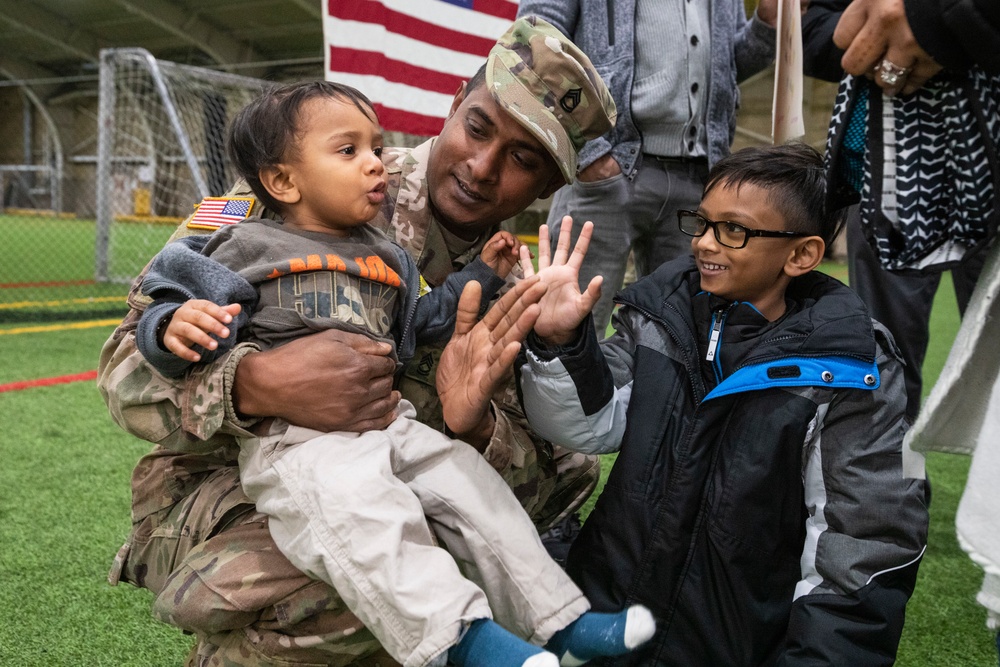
(825, 69), (1000, 273)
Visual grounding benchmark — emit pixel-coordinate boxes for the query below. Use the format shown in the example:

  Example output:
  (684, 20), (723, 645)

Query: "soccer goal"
(94, 48), (267, 284)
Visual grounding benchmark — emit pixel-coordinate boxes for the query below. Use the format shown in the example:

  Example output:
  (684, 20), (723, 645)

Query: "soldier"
(98, 16), (617, 667)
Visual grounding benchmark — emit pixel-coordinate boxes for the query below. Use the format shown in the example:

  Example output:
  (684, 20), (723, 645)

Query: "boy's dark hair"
(703, 143), (843, 246)
(227, 80), (378, 213)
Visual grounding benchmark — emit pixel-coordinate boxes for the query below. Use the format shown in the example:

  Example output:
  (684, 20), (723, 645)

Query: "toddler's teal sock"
(449, 618), (558, 667)
(545, 605), (656, 667)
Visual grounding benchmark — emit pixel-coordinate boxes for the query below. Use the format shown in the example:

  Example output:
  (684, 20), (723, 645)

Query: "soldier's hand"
(437, 275), (547, 448)
(233, 329), (399, 432)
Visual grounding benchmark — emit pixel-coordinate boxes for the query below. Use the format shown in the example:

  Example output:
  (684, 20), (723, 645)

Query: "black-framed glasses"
(677, 210), (808, 249)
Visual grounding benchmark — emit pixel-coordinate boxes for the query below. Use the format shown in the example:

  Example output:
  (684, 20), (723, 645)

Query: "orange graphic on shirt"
(265, 253), (399, 287)
(355, 256), (401, 287)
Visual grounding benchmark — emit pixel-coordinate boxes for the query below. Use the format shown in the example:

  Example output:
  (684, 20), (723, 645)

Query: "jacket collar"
(617, 255), (877, 365)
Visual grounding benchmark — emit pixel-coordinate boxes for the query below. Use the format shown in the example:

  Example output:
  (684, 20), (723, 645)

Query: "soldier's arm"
(100, 309), (402, 452)
(441, 334), (597, 529)
(99, 184), (267, 453)
(486, 384), (600, 531)
(98, 277), (260, 454)
(99, 183), (254, 451)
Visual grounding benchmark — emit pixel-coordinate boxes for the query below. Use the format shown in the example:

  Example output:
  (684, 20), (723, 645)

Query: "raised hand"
(480, 229), (526, 279)
(437, 275), (548, 446)
(518, 216), (602, 345)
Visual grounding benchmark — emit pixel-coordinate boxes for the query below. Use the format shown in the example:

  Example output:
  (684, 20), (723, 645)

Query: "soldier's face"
(427, 85), (564, 238)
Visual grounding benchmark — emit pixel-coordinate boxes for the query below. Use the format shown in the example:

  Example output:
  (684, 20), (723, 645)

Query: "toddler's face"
(690, 182), (800, 321)
(281, 96), (386, 235)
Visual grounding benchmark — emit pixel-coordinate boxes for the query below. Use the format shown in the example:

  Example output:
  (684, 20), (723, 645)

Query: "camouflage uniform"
(100, 17), (614, 665)
(101, 149), (603, 667)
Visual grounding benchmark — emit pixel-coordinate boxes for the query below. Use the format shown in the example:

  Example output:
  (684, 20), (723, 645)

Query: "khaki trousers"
(238, 400), (589, 667)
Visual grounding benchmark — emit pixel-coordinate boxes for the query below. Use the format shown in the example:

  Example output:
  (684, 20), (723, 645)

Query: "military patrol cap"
(486, 15), (617, 183)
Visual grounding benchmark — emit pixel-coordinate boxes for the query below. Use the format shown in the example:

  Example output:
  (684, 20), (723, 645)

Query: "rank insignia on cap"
(187, 197), (255, 230)
(560, 88), (582, 113)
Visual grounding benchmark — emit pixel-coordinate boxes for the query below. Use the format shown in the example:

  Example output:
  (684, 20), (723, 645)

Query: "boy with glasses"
(676, 209), (811, 248)
(514, 143), (929, 665)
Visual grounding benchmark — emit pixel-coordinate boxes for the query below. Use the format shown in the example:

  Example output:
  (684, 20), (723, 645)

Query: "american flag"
(324, 0), (519, 137)
(187, 197), (254, 230)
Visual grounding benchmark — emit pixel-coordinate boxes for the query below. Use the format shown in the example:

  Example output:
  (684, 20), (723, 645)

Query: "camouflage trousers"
(113, 448), (599, 666)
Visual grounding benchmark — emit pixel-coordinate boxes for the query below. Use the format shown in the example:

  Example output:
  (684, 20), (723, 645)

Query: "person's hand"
(834, 0), (943, 96)
(577, 154), (621, 183)
(756, 0), (778, 27)
(234, 329), (399, 432)
(162, 300), (242, 362)
(518, 217), (601, 346)
(480, 230), (526, 279)
(436, 275), (548, 447)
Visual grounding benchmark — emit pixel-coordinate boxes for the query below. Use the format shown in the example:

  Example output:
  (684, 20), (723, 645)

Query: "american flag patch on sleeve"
(187, 197), (255, 230)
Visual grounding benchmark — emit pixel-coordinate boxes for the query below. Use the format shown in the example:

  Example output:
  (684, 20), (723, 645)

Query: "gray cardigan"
(516, 0), (777, 173)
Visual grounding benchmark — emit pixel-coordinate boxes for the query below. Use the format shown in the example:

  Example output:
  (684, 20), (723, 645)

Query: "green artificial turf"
(0, 262), (996, 665)
(0, 216), (102, 283)
(0, 214), (175, 285)
(0, 213), (167, 324)
(0, 378), (195, 665)
(0, 325), (114, 386)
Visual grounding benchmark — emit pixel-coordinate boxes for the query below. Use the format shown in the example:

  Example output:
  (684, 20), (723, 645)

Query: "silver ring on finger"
(876, 59), (909, 87)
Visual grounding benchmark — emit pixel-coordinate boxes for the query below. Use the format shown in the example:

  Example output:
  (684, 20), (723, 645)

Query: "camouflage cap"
(486, 16), (617, 183)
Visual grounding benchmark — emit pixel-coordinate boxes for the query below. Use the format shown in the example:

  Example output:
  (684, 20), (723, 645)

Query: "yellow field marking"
(0, 318), (122, 335)
(0, 296), (125, 310)
(2, 208), (76, 219)
(115, 214), (184, 225)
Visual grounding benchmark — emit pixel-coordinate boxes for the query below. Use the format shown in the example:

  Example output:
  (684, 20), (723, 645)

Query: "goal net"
(95, 48), (267, 284)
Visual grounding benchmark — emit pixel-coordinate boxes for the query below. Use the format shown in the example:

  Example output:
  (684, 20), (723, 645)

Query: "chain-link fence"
(1, 49), (267, 324)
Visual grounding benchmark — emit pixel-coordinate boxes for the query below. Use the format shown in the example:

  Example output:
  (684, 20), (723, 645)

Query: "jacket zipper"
(707, 306), (732, 385)
(616, 300), (720, 634)
(398, 280), (420, 367)
(706, 311), (723, 362)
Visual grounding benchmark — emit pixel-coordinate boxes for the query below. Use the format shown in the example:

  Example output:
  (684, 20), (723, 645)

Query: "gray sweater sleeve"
(734, 9), (778, 83)
(136, 234), (257, 378)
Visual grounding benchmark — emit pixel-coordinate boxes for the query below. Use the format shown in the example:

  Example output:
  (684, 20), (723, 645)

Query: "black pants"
(846, 207), (990, 420)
